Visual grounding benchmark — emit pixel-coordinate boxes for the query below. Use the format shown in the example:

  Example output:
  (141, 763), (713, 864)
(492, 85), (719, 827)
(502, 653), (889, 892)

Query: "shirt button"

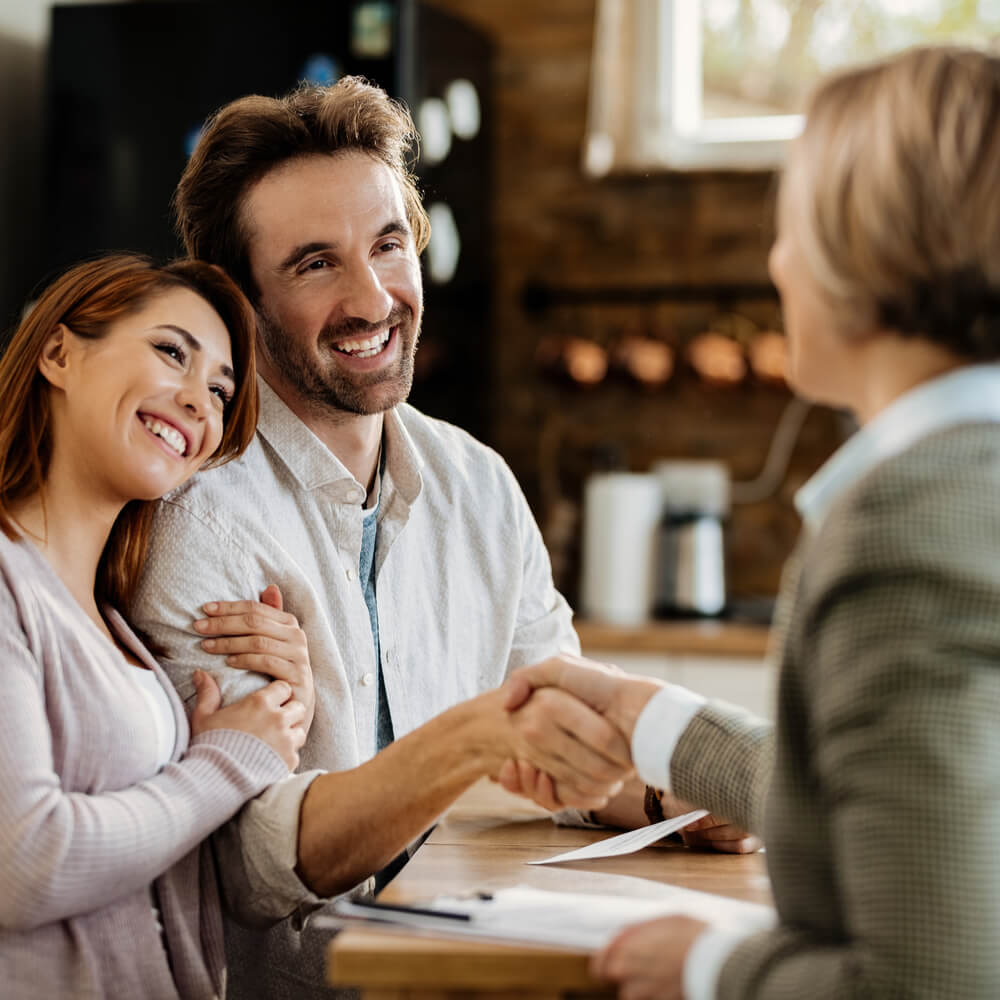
(361, 672), (375, 686)
(345, 567), (354, 582)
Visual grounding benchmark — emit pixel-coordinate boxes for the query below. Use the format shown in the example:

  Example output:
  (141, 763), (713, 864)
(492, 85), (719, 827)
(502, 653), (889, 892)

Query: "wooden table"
(327, 781), (771, 998)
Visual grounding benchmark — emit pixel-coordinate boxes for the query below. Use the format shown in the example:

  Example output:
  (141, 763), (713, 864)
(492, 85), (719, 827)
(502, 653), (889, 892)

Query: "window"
(584, 0), (1000, 175)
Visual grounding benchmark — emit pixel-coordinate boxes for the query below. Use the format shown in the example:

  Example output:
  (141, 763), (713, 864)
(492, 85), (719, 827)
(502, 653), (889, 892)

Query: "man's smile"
(332, 326), (394, 358)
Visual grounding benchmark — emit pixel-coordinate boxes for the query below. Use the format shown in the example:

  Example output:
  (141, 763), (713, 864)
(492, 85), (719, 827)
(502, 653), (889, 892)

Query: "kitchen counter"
(574, 618), (775, 718)
(575, 618), (771, 658)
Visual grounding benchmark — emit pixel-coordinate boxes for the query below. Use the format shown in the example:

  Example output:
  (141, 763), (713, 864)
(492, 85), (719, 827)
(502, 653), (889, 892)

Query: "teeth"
(335, 328), (391, 358)
(142, 417), (186, 457)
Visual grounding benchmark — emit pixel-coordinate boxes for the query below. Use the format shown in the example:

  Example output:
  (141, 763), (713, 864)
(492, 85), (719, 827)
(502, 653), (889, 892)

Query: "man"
(130, 78), (632, 999)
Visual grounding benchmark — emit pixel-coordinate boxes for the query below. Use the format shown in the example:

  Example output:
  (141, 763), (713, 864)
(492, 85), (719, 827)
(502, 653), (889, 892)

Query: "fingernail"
(203, 602), (219, 613)
(192, 669), (203, 686)
(226, 655), (237, 665)
(202, 638), (216, 650)
(193, 619), (210, 632)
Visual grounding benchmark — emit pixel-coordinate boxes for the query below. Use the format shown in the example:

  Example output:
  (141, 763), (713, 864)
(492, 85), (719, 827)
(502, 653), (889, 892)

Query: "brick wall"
(426, 0), (845, 602)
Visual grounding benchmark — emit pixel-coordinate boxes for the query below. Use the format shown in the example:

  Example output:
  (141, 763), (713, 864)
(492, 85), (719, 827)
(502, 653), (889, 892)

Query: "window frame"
(584, 0), (805, 176)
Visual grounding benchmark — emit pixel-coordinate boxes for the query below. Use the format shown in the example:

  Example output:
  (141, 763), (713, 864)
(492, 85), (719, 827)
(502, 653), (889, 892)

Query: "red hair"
(0, 253), (258, 609)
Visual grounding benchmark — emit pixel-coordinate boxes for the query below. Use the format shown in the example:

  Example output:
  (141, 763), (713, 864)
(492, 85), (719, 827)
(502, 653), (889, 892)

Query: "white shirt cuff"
(682, 924), (758, 1000)
(631, 683), (706, 791)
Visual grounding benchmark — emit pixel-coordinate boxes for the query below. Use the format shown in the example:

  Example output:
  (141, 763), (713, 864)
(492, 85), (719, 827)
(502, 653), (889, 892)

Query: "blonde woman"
(509, 45), (1000, 998)
(0, 254), (312, 998)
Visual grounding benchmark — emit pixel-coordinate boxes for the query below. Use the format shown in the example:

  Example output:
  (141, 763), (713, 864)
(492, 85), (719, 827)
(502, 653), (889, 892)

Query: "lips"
(333, 325), (394, 358)
(324, 304), (411, 357)
(138, 412), (192, 458)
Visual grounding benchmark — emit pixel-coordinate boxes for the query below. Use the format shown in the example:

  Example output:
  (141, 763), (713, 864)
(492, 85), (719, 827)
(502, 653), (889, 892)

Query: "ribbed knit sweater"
(0, 533), (289, 998)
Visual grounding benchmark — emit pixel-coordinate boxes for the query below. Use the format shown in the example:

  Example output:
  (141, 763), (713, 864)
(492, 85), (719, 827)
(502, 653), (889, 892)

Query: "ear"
(37, 323), (72, 389)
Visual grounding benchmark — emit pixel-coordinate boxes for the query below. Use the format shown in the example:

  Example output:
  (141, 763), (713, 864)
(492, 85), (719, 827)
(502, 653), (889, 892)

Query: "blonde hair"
(781, 45), (1000, 356)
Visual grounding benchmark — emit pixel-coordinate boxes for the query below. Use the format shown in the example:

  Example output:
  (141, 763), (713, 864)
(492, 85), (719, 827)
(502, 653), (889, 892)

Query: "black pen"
(349, 899), (472, 922)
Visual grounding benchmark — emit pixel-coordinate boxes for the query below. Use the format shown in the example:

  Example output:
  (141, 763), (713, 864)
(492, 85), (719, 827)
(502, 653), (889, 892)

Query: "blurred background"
(1, 0), (995, 637)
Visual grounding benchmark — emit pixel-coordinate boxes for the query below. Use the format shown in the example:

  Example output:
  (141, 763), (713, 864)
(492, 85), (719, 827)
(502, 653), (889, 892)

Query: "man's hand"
(592, 914), (708, 1000)
(486, 679), (633, 811)
(502, 657), (761, 851)
(493, 654), (659, 811)
(504, 654), (664, 741)
(294, 682), (634, 895)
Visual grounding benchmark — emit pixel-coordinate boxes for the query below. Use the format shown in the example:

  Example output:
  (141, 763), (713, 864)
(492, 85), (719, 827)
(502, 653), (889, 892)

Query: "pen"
(349, 899), (473, 922)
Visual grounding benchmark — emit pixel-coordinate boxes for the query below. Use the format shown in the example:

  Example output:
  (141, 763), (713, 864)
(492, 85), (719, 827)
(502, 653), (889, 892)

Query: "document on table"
(322, 883), (775, 952)
(528, 809), (708, 865)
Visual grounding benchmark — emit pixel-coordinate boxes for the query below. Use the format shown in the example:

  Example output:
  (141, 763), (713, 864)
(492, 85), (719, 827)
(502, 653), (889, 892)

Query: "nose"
(768, 237), (788, 291)
(767, 241), (779, 285)
(175, 378), (214, 420)
(340, 261), (394, 324)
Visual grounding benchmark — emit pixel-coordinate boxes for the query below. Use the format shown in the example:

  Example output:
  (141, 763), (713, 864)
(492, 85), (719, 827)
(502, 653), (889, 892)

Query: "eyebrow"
(154, 324), (236, 382)
(378, 218), (411, 240)
(277, 218), (412, 273)
(278, 241), (333, 272)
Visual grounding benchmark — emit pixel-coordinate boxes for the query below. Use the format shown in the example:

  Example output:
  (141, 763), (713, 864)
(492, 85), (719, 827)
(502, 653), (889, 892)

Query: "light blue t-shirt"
(359, 501), (394, 751)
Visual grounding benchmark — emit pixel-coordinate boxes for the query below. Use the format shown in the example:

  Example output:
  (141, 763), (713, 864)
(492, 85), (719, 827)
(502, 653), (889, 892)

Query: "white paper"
(322, 883), (774, 952)
(528, 809), (709, 865)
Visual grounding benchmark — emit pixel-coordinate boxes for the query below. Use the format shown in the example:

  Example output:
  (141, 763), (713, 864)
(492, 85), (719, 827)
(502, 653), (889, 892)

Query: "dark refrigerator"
(43, 0), (493, 441)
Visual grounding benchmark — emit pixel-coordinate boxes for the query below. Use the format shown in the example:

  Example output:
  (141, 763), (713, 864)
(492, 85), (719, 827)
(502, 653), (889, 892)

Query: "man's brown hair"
(174, 76), (431, 302)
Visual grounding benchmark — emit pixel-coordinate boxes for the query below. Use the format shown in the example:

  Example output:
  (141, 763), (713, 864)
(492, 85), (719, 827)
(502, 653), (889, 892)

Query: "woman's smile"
(138, 413), (191, 458)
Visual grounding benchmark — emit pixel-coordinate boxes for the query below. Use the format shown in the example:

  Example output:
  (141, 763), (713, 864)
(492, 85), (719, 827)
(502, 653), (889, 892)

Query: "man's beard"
(257, 304), (419, 417)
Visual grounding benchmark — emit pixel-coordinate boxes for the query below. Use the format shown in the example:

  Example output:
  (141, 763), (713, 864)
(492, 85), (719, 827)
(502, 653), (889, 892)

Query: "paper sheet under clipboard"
(323, 883), (775, 952)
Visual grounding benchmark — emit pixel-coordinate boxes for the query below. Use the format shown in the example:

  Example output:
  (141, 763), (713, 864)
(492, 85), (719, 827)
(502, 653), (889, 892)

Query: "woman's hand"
(678, 811), (762, 854)
(193, 584), (315, 730)
(498, 765), (761, 853)
(592, 914), (709, 1000)
(189, 670), (306, 770)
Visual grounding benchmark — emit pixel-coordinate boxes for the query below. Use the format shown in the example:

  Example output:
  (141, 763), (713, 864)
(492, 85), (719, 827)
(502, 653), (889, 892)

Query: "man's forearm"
(295, 692), (505, 896)
(295, 678), (633, 896)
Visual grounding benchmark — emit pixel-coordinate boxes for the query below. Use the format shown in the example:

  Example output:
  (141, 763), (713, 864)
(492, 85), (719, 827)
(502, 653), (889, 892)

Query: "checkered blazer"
(672, 423), (1000, 998)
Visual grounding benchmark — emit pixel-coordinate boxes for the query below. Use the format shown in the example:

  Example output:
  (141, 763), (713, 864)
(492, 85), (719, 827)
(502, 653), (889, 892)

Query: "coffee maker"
(652, 460), (729, 618)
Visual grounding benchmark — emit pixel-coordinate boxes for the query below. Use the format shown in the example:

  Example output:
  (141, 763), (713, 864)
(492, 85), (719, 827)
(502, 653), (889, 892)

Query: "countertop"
(575, 618), (771, 658)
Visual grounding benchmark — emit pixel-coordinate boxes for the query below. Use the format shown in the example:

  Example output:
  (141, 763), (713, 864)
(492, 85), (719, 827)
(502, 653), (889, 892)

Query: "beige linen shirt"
(130, 379), (578, 999)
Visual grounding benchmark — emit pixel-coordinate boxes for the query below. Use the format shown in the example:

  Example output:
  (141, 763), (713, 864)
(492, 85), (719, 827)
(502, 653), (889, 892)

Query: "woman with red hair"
(0, 254), (312, 998)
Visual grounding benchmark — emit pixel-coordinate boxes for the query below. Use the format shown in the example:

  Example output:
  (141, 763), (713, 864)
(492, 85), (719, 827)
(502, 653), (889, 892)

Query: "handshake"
(492, 654), (758, 854)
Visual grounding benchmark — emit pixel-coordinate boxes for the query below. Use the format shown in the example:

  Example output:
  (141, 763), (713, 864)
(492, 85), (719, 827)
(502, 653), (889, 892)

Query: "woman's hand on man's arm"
(192, 583), (315, 731)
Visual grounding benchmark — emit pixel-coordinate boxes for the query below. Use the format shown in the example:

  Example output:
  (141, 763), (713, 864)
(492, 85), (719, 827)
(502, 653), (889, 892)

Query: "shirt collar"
(380, 404), (424, 510)
(795, 364), (1000, 531)
(256, 377), (423, 507)
(364, 443), (383, 511)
